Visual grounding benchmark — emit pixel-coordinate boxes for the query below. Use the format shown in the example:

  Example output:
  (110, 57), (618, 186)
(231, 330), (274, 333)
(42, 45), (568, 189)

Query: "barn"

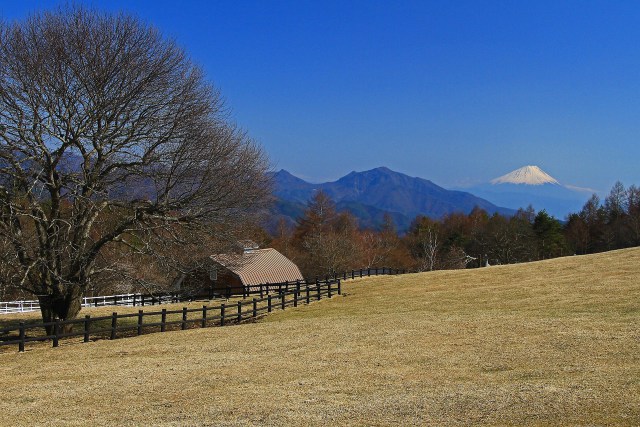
(174, 245), (304, 297)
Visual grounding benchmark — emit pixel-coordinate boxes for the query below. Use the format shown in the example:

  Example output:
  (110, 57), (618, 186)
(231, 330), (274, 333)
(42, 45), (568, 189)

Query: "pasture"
(1, 248), (639, 426)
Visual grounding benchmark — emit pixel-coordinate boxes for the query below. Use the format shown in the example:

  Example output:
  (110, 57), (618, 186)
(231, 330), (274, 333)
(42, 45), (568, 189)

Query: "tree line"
(263, 181), (640, 278)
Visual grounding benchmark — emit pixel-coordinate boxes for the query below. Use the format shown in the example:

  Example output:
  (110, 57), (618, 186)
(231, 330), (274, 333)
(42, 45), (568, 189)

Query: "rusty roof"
(210, 248), (304, 285)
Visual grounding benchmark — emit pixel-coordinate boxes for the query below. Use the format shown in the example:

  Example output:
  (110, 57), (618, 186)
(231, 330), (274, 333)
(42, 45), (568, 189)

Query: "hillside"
(272, 167), (515, 231)
(2, 248), (639, 425)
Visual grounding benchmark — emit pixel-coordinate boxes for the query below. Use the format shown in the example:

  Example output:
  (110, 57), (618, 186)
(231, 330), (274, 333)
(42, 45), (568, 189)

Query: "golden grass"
(1, 248), (639, 426)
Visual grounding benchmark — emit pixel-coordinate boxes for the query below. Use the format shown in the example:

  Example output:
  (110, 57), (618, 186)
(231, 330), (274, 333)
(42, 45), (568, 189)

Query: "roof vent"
(238, 240), (259, 253)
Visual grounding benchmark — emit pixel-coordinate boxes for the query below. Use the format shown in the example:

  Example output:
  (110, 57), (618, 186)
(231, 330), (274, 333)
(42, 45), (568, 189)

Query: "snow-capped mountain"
(490, 165), (560, 185)
(467, 165), (593, 220)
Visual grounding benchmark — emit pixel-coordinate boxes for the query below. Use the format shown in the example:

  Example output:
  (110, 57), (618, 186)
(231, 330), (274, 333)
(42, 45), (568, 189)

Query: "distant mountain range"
(465, 165), (593, 220)
(270, 167), (515, 231)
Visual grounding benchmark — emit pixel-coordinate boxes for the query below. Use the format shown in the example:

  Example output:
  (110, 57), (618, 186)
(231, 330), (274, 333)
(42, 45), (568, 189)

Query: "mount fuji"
(467, 165), (593, 219)
(490, 165), (560, 185)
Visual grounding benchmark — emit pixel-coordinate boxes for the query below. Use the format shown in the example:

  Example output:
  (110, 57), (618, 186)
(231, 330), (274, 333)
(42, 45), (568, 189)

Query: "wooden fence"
(0, 291), (217, 315)
(0, 266), (406, 314)
(240, 267), (405, 297)
(0, 279), (341, 353)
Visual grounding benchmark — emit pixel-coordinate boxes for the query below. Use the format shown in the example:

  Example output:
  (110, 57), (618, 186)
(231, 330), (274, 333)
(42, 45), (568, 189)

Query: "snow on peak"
(490, 165), (560, 186)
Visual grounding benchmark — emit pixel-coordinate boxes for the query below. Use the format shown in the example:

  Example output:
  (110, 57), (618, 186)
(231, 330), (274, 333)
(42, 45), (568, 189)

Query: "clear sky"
(2, 1), (639, 193)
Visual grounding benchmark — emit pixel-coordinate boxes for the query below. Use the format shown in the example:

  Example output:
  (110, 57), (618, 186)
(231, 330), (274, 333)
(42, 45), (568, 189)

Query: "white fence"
(0, 293), (147, 315)
(0, 300), (41, 314)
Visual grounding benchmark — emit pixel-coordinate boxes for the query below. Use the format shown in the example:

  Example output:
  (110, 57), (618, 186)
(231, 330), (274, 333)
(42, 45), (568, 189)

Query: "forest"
(266, 181), (640, 278)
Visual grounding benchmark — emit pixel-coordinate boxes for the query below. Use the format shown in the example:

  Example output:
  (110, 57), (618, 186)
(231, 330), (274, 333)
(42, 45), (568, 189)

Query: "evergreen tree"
(533, 210), (567, 259)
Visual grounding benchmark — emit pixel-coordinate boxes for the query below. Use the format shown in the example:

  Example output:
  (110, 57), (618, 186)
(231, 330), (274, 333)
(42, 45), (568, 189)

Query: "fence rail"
(0, 266), (406, 315)
(0, 300), (40, 314)
(0, 279), (342, 353)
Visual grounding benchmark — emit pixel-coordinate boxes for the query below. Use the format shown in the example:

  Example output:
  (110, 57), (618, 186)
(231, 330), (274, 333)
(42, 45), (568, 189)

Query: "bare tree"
(417, 226), (440, 271)
(0, 7), (270, 326)
(358, 230), (390, 269)
(409, 217), (441, 272)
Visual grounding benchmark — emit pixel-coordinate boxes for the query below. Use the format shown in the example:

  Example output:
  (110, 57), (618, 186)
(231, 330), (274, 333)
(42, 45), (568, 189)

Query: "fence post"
(296, 280), (301, 295)
(252, 298), (257, 317)
(351, 270), (354, 279)
(110, 313), (117, 340)
(133, 294), (137, 307)
(18, 322), (25, 352)
(260, 284), (264, 299)
(281, 293), (286, 310)
(294, 291), (298, 307)
(53, 319), (60, 348)
(182, 307), (187, 330)
(317, 280), (321, 301)
(306, 285), (310, 304)
(237, 301), (242, 323)
(267, 295), (272, 313)
(137, 310), (143, 335)
(161, 309), (167, 332)
(343, 271), (346, 280)
(220, 304), (226, 326)
(84, 315), (91, 342)
(202, 305), (207, 328)
(328, 281), (332, 298)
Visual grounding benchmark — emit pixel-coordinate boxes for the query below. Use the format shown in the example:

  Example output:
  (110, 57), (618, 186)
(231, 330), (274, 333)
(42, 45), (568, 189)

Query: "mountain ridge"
(271, 167), (516, 231)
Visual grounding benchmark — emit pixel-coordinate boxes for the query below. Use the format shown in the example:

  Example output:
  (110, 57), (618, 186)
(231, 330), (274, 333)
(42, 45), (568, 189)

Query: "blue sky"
(2, 1), (639, 193)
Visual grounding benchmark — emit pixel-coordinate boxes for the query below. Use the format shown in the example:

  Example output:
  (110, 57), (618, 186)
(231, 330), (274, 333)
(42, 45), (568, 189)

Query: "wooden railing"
(0, 267), (406, 315)
(0, 279), (341, 353)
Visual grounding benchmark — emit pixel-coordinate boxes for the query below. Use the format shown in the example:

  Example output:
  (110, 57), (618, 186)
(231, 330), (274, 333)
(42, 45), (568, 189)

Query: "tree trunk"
(38, 288), (83, 335)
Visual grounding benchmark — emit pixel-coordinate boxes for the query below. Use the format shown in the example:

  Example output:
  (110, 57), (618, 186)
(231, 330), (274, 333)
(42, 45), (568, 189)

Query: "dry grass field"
(1, 248), (639, 426)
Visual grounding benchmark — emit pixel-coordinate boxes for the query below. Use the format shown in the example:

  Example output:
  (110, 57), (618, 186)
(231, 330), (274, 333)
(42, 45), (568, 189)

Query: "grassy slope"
(1, 248), (639, 426)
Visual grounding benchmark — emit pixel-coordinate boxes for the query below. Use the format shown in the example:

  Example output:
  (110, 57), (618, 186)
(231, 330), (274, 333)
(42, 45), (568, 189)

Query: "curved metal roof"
(211, 248), (304, 285)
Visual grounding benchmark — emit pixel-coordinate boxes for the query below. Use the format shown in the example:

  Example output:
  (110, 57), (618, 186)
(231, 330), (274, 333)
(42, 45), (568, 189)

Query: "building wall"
(179, 268), (244, 297)
(212, 269), (244, 295)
